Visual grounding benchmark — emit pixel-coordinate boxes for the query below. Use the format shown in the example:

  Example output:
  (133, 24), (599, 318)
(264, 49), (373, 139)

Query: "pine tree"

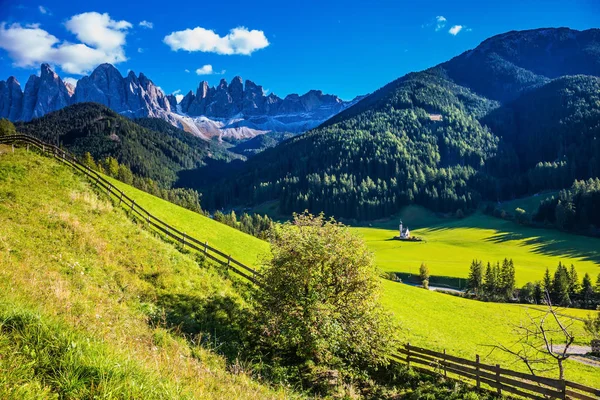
(82, 152), (97, 170)
(499, 259), (516, 300)
(567, 264), (580, 296)
(542, 267), (552, 298)
(467, 260), (483, 296)
(581, 273), (595, 309)
(552, 262), (571, 306)
(483, 262), (496, 299)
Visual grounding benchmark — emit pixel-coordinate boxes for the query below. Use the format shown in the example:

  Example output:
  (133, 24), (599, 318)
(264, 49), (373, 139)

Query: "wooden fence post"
(495, 364), (501, 395)
(131, 200), (135, 212)
(119, 192), (123, 205)
(27, 144), (29, 152)
(228, 255), (231, 268)
(204, 241), (208, 254)
(443, 349), (447, 378)
(475, 354), (480, 389)
(182, 233), (185, 247)
(561, 380), (566, 400)
(12, 144), (14, 153)
(406, 343), (411, 368)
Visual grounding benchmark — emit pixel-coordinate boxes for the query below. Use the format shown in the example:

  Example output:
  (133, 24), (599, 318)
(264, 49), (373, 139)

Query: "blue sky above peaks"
(0, 0), (598, 100)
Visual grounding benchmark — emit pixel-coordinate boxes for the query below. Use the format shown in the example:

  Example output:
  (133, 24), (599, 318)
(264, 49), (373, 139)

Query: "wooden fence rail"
(0, 134), (262, 284)
(392, 344), (599, 400)
(2, 134), (599, 399)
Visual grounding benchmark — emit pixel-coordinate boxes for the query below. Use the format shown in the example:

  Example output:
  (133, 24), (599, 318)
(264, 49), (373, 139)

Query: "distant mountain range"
(0, 63), (362, 141)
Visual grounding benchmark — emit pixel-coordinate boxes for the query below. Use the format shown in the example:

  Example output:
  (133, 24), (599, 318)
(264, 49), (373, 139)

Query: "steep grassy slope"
(0, 149), (295, 399)
(103, 174), (270, 268)
(354, 206), (600, 285)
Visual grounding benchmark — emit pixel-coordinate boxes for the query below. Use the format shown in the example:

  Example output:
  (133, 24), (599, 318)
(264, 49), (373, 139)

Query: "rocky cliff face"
(179, 77), (348, 120)
(0, 76), (23, 121)
(0, 64), (71, 121)
(74, 64), (171, 118)
(2, 63), (360, 140)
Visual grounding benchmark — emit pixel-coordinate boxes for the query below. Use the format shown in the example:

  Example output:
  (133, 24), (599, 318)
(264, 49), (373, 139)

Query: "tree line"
(466, 259), (600, 309)
(213, 210), (274, 240)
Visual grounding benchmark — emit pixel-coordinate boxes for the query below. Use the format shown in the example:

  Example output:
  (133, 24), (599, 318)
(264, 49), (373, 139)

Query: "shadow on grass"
(148, 291), (251, 362)
(367, 211), (600, 267)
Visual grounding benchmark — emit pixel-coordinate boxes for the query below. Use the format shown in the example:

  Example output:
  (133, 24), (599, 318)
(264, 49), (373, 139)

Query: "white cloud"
(63, 77), (77, 87)
(164, 26), (269, 55)
(184, 68), (190, 73)
(139, 20), (153, 29)
(65, 12), (131, 50)
(196, 64), (213, 75)
(195, 64), (226, 75)
(449, 25), (463, 36)
(435, 16), (446, 31)
(138, 47), (143, 53)
(0, 12), (132, 75)
(175, 94), (183, 103)
(38, 5), (50, 15)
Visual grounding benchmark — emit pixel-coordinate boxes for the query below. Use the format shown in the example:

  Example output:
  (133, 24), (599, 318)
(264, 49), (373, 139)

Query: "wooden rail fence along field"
(2, 134), (599, 399)
(0, 134), (262, 284)
(392, 344), (599, 400)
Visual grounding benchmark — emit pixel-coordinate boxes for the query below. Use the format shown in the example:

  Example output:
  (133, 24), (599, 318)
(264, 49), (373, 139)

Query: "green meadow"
(98, 169), (600, 387)
(353, 206), (600, 286)
(381, 281), (600, 387)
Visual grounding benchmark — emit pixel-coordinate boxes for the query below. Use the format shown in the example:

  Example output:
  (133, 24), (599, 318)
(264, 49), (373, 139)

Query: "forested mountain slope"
(15, 102), (231, 187)
(205, 28), (600, 220)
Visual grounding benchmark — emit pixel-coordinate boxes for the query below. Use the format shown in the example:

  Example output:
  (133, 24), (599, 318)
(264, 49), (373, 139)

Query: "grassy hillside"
(0, 148), (295, 399)
(103, 174), (270, 268)
(496, 192), (558, 214)
(354, 206), (600, 285)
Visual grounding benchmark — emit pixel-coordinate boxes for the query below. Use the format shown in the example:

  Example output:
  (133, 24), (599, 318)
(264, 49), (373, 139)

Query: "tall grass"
(0, 149), (296, 399)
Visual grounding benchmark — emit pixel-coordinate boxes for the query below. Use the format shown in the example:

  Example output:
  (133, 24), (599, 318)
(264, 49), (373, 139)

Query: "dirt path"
(553, 344), (600, 368)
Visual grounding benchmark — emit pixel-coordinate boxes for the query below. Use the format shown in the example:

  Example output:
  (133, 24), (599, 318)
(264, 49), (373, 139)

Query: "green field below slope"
(353, 206), (600, 286)
(381, 281), (600, 387)
(96, 167), (600, 387)
(0, 149), (294, 399)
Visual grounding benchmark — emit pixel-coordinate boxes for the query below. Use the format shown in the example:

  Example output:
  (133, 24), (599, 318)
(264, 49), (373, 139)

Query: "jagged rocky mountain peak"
(2, 62), (360, 140)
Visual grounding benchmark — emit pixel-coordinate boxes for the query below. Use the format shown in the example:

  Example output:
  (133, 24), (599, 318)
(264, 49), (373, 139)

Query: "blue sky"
(0, 0), (598, 100)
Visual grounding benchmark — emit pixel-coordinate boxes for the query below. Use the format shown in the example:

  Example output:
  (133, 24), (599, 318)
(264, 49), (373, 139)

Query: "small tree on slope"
(253, 212), (399, 377)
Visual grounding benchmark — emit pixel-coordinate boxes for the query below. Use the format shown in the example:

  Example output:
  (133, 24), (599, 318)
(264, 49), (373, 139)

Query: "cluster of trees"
(520, 264), (600, 309)
(81, 151), (203, 213)
(466, 259), (516, 302)
(533, 178), (600, 235)
(0, 118), (16, 136)
(466, 258), (600, 309)
(213, 210), (274, 239)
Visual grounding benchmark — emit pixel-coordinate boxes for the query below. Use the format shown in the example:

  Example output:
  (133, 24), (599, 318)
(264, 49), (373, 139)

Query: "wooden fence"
(0, 134), (262, 284)
(2, 134), (599, 399)
(392, 344), (599, 400)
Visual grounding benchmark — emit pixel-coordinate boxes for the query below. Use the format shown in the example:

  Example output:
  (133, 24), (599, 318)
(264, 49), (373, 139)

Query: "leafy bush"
(252, 212), (399, 389)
